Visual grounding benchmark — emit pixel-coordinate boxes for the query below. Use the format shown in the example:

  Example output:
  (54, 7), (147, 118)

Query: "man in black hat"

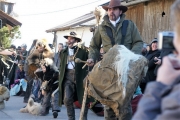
(87, 0), (143, 119)
(58, 31), (89, 120)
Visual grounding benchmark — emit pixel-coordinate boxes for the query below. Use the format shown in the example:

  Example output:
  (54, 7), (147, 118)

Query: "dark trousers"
(63, 69), (76, 120)
(41, 84), (60, 114)
(63, 69), (89, 120)
(24, 79), (33, 102)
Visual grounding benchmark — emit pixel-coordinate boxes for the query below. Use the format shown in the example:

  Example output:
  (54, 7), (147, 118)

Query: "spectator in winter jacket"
(10, 61), (27, 96)
(132, 0), (180, 120)
(140, 38), (160, 93)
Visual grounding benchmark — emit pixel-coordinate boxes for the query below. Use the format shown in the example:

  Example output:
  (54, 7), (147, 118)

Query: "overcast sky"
(6, 0), (109, 49)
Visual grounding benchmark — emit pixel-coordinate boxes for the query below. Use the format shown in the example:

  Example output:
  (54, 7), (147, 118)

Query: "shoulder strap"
(105, 20), (129, 46)
(105, 26), (115, 46)
(121, 20), (129, 45)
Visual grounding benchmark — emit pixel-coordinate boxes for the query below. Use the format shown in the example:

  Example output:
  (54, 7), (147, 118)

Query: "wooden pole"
(79, 75), (89, 120)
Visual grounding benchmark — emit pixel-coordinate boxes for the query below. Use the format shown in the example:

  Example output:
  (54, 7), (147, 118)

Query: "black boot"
(66, 105), (75, 120)
(20, 91), (25, 96)
(53, 111), (58, 118)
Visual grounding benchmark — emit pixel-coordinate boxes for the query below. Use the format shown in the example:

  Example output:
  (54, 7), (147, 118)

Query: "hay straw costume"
(85, 45), (148, 120)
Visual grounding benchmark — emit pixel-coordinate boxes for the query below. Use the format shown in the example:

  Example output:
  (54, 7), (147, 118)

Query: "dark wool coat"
(58, 46), (89, 106)
(140, 50), (160, 93)
(35, 68), (59, 92)
(143, 50), (161, 83)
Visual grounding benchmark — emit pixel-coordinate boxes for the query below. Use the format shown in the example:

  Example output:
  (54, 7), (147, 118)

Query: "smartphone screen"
(158, 31), (175, 50)
(162, 35), (175, 49)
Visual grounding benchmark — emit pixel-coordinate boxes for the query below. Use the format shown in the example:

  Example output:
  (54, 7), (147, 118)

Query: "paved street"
(0, 96), (104, 120)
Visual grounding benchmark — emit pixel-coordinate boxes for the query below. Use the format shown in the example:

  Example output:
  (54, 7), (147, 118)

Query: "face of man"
(107, 7), (122, 21)
(67, 36), (76, 48)
(58, 44), (63, 52)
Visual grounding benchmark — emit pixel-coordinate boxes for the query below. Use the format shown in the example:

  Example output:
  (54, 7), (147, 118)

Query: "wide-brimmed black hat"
(64, 31), (81, 42)
(102, 0), (128, 13)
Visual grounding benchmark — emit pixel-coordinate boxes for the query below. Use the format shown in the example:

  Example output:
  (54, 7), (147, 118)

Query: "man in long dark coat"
(58, 31), (89, 120)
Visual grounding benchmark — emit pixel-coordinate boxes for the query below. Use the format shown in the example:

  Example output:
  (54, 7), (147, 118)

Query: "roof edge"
(46, 15), (95, 33)
(0, 10), (22, 26)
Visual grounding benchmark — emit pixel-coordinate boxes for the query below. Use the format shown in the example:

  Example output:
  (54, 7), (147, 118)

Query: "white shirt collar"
(109, 17), (120, 27)
(68, 48), (74, 56)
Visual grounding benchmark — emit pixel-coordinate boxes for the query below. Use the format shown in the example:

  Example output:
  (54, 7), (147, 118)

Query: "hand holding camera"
(156, 31), (180, 85)
(154, 57), (161, 65)
(157, 55), (180, 85)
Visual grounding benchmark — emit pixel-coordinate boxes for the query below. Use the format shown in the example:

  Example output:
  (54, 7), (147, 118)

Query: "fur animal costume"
(26, 39), (54, 78)
(27, 39), (54, 65)
(20, 97), (42, 115)
(0, 86), (10, 109)
(93, 6), (106, 26)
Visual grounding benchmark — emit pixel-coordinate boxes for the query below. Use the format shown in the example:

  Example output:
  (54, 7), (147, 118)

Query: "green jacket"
(89, 14), (143, 61)
(58, 46), (89, 106)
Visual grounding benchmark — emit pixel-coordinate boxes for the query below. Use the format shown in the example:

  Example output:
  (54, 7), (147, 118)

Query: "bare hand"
(12, 51), (17, 56)
(0, 49), (14, 55)
(42, 89), (47, 95)
(87, 59), (94, 66)
(155, 58), (161, 65)
(157, 55), (180, 85)
(34, 68), (41, 73)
